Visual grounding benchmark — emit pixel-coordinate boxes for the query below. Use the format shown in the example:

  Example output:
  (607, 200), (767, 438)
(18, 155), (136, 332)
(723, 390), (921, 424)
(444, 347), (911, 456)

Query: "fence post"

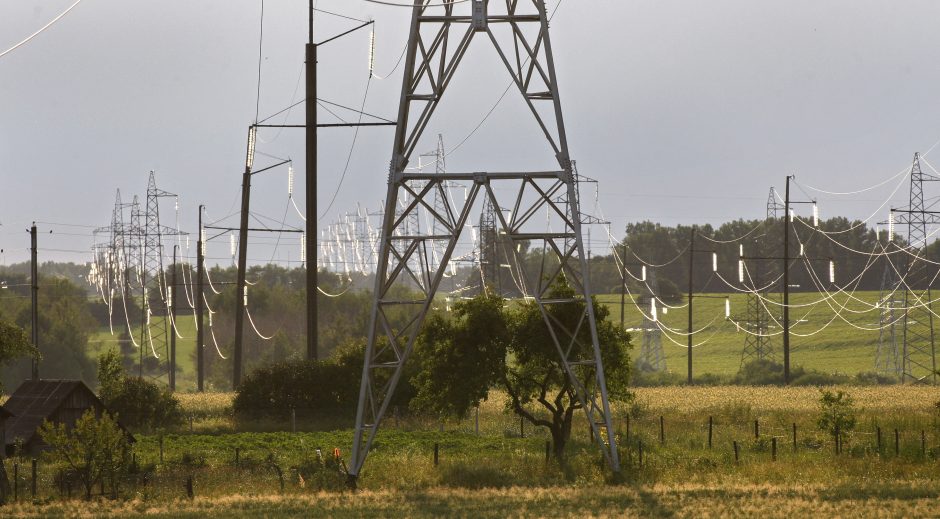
(708, 416), (713, 449)
(475, 407), (479, 435)
(660, 416), (665, 444)
(235, 447), (240, 467)
(638, 439), (643, 468)
(13, 462), (17, 501)
(520, 418), (524, 439)
(186, 475), (194, 499)
(922, 431), (926, 457)
(626, 415), (630, 441)
(792, 423), (797, 452)
(772, 437), (777, 461)
(433, 443), (439, 466)
(754, 419), (759, 439)
(30, 459), (36, 499)
(895, 429), (900, 456)
(877, 426), (882, 453)
(545, 440), (551, 464)
(159, 435), (165, 464)
(733, 441), (739, 464)
(834, 424), (840, 455)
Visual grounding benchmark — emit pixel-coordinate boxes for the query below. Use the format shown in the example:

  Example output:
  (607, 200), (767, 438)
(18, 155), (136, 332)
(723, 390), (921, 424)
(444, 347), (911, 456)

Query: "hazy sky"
(3, 0), (940, 268)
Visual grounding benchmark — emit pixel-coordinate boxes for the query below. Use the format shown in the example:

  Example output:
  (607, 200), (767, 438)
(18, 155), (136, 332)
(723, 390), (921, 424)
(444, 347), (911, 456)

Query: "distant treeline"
(582, 217), (940, 297)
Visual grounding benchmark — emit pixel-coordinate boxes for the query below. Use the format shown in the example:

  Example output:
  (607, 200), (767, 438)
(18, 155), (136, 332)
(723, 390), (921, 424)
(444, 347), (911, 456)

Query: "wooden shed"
(2, 380), (133, 457)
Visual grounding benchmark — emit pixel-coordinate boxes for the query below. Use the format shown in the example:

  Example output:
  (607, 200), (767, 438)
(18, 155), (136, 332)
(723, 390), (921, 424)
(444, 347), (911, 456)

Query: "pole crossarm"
(348, 0), (620, 485)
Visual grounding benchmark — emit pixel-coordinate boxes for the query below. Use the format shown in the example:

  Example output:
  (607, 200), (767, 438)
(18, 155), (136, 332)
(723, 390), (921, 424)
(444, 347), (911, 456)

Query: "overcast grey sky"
(3, 0), (940, 267)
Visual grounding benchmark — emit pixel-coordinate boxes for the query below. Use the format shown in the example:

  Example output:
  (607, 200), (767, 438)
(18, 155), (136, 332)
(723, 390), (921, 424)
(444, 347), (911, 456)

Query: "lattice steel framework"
(741, 187), (783, 366)
(637, 269), (665, 371)
(892, 153), (939, 383)
(876, 255), (902, 377)
(349, 0), (620, 483)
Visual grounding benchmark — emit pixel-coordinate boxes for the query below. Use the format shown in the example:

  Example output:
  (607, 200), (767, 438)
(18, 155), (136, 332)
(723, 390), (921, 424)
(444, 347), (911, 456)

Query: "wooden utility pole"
(30, 223), (39, 380)
(196, 206), (205, 392)
(170, 245), (178, 390)
(306, 1), (318, 362)
(687, 227), (694, 384)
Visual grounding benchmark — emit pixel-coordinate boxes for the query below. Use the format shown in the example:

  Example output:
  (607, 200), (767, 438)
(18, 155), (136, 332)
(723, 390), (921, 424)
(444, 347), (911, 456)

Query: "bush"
(106, 377), (185, 431)
(97, 349), (184, 431)
(233, 340), (417, 421)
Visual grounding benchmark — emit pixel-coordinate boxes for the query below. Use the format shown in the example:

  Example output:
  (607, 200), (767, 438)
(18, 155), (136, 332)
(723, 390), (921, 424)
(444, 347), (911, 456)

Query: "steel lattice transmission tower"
(637, 269), (665, 371)
(891, 153), (939, 383)
(349, 0), (621, 483)
(740, 187), (783, 366)
(875, 253), (902, 378)
(478, 196), (500, 293)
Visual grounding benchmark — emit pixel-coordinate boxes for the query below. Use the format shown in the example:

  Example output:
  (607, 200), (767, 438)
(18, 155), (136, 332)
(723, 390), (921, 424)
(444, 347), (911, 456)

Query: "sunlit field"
(5, 386), (939, 517)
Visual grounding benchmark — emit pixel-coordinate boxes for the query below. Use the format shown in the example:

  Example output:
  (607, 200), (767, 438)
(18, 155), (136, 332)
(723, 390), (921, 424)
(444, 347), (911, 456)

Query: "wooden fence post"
(433, 443), (439, 466)
(772, 437), (777, 461)
(708, 416), (713, 449)
(754, 419), (759, 439)
(792, 423), (797, 452)
(733, 441), (739, 464)
(30, 459), (36, 498)
(186, 475), (194, 499)
(475, 407), (479, 435)
(638, 439), (643, 468)
(659, 416), (665, 444)
(159, 435), (165, 464)
(520, 418), (524, 439)
(895, 429), (900, 456)
(626, 415), (630, 441)
(877, 426), (882, 452)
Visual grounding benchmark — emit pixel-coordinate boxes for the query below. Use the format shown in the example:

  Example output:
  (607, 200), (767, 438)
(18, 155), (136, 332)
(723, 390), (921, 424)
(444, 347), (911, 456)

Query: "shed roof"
(3, 380), (95, 446)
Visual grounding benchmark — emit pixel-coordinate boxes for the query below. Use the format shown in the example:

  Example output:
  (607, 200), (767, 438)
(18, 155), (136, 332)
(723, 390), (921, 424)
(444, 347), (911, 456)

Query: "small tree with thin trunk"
(39, 409), (130, 499)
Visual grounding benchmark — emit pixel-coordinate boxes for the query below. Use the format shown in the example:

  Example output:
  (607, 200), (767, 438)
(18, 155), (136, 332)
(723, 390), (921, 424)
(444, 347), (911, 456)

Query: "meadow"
(4, 386), (940, 517)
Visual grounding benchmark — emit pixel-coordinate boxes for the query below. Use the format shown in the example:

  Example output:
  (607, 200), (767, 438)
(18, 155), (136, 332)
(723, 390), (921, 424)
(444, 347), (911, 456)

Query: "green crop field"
(596, 290), (891, 377)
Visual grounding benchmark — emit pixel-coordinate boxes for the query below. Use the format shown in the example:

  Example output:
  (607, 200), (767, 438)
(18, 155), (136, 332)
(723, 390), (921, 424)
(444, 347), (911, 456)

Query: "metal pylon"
(349, 0), (620, 482)
(876, 257), (902, 377)
(141, 171), (182, 383)
(741, 187), (783, 366)
(892, 153), (939, 383)
(638, 269), (665, 371)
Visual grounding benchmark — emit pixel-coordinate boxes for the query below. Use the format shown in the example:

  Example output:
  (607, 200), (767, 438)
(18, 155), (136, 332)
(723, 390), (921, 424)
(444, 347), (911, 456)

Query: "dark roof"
(3, 380), (96, 446)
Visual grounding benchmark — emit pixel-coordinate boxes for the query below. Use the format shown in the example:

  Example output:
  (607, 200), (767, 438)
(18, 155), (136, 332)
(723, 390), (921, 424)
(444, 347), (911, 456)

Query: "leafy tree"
(39, 409), (131, 499)
(412, 284), (631, 459)
(97, 349), (184, 431)
(817, 389), (857, 444)
(0, 319), (37, 393)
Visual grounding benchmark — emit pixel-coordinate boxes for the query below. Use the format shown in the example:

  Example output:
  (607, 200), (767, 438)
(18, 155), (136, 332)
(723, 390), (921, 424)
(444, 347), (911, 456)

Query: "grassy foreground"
(4, 386), (939, 517)
(7, 483), (940, 518)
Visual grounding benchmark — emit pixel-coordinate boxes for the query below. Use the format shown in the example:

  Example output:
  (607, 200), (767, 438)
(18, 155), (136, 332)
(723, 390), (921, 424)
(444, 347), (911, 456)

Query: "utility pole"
(196, 206), (205, 392)
(30, 223), (39, 381)
(687, 227), (694, 385)
(233, 126), (256, 390)
(620, 242), (627, 330)
(306, 0), (318, 362)
(782, 176), (791, 384)
(170, 245), (178, 391)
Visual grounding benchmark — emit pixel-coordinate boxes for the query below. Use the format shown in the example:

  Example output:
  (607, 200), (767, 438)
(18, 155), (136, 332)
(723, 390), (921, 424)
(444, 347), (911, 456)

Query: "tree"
(412, 284), (631, 460)
(817, 389), (856, 447)
(0, 319), (37, 393)
(97, 349), (184, 431)
(39, 409), (130, 499)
